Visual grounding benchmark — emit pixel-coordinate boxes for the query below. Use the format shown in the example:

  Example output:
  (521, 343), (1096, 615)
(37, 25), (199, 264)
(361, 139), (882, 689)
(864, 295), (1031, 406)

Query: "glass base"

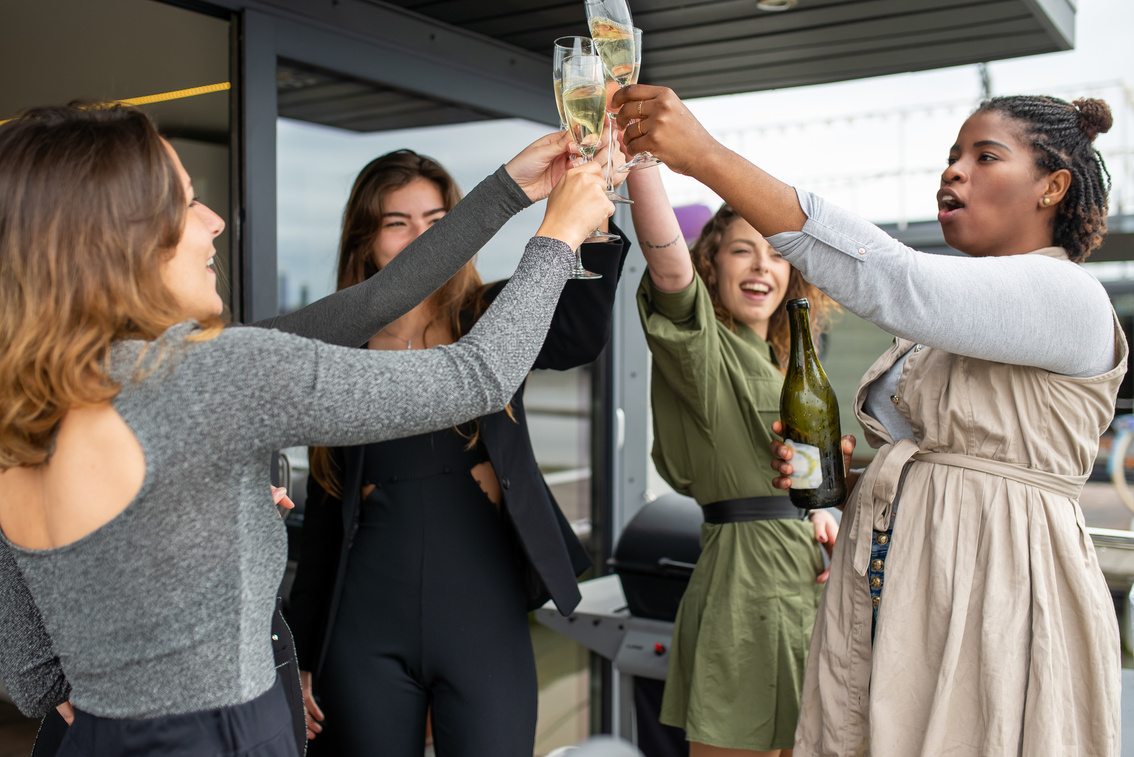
(569, 267), (604, 280)
(607, 190), (633, 205)
(582, 227), (619, 244)
(617, 151), (661, 173)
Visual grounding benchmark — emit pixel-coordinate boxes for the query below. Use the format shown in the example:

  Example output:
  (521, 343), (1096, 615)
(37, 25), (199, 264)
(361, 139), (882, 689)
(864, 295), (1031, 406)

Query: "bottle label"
(784, 439), (823, 489)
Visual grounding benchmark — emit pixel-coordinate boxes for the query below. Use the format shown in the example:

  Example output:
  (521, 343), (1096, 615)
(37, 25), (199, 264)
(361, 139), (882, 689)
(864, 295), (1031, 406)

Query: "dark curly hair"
(975, 95), (1113, 262)
(690, 204), (838, 371)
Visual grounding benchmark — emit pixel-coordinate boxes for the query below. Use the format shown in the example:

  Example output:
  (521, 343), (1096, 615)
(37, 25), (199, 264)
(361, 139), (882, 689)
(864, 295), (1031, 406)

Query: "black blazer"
(288, 229), (630, 674)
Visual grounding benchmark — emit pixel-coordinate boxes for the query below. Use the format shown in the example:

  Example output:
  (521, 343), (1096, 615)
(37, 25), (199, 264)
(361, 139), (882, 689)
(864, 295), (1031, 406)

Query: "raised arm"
(767, 190), (1115, 376)
(475, 222), (631, 371)
(255, 132), (578, 347)
(613, 85), (1115, 377)
(613, 85), (805, 237)
(223, 163), (616, 451)
(625, 165), (694, 293)
(0, 539), (71, 718)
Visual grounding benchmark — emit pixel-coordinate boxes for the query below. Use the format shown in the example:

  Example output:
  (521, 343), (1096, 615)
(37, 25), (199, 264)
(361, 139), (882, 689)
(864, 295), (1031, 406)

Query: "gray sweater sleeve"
(766, 188), (1115, 377)
(251, 166), (532, 347)
(0, 232), (566, 720)
(0, 540), (70, 717)
(220, 235), (575, 451)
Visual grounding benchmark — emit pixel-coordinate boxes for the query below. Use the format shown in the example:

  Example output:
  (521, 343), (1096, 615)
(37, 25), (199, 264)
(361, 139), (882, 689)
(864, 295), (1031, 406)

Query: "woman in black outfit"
(288, 148), (630, 757)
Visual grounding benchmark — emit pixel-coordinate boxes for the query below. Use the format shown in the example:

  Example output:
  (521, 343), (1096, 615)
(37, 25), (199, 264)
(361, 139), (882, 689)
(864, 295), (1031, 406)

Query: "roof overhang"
(246, 0), (1076, 131)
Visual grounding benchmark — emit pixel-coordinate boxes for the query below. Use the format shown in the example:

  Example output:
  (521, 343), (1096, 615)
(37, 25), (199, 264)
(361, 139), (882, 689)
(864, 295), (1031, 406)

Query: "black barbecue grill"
(536, 492), (703, 680)
(608, 493), (704, 622)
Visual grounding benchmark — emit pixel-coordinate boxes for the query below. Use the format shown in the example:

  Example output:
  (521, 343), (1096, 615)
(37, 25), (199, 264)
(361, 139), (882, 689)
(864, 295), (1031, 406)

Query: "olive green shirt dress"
(638, 271), (823, 752)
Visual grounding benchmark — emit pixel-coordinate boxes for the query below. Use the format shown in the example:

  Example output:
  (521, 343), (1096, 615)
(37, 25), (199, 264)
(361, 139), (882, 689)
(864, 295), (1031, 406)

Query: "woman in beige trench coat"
(611, 87), (1122, 756)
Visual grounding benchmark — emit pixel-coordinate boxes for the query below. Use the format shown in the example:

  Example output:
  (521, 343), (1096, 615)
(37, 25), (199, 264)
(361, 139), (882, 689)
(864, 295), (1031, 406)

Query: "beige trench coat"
(796, 249), (1127, 756)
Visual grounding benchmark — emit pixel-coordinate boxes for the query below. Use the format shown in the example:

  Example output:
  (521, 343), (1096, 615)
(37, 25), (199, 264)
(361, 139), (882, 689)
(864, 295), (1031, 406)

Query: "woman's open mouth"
(740, 281), (771, 300)
(937, 190), (965, 223)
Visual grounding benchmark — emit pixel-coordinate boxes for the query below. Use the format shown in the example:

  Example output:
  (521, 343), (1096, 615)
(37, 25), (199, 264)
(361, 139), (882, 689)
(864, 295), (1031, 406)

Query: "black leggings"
(310, 459), (536, 757)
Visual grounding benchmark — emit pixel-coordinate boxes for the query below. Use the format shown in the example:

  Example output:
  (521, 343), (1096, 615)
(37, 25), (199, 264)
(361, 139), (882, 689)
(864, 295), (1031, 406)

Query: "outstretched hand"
(769, 420), (856, 493)
(504, 131), (579, 202)
(611, 84), (720, 177)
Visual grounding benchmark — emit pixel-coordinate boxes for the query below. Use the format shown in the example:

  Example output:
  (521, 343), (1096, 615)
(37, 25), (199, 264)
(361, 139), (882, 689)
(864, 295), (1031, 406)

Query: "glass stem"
(606, 115), (615, 192)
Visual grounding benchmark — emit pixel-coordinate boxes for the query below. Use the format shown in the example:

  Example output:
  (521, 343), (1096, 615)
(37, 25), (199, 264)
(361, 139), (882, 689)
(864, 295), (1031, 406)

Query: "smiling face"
(371, 177), (447, 269)
(711, 218), (791, 339)
(160, 142), (225, 321)
(937, 110), (1057, 257)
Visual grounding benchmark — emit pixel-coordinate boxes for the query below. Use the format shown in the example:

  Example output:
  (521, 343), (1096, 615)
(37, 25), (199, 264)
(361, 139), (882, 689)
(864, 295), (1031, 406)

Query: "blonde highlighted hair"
(0, 104), (220, 469)
(690, 204), (838, 369)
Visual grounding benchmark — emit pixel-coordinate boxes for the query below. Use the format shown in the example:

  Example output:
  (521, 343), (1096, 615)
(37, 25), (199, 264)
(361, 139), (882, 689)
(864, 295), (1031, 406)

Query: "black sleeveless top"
(360, 421), (490, 491)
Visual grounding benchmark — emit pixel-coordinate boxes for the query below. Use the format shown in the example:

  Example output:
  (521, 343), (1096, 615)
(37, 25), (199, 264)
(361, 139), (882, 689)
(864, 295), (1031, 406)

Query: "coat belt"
(849, 440), (1089, 575)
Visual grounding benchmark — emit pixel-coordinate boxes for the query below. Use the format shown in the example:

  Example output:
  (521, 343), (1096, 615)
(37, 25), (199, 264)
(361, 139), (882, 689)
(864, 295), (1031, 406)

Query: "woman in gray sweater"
(0, 104), (612, 756)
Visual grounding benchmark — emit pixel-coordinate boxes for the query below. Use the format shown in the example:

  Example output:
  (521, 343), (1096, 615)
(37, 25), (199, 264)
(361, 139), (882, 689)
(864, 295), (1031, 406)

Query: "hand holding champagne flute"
(536, 159), (615, 253)
(613, 84), (722, 179)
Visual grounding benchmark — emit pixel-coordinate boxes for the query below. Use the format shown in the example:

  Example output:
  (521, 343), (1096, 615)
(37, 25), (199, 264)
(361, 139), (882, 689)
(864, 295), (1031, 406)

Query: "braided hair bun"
(976, 94), (1112, 261)
(1072, 98), (1114, 141)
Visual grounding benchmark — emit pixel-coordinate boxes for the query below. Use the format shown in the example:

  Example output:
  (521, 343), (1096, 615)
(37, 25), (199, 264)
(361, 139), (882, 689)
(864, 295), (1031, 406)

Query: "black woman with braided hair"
(613, 86), (1122, 756)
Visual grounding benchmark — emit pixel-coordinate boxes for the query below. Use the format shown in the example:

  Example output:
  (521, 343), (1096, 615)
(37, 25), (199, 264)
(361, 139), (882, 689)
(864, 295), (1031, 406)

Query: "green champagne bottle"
(779, 298), (846, 510)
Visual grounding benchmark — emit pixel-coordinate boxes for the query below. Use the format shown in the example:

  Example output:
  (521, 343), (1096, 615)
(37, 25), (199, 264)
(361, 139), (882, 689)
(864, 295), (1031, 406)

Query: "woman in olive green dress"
(626, 164), (842, 757)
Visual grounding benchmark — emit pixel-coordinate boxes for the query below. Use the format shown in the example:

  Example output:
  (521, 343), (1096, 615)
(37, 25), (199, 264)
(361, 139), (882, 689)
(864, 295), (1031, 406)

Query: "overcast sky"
(276, 0), (1133, 310)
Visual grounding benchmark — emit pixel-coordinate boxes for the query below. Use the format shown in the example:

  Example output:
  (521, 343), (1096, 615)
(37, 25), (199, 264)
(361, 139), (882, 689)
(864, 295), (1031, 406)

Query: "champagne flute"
(553, 36), (595, 130)
(585, 0), (635, 88)
(561, 53), (619, 265)
(616, 27), (660, 172)
(585, 0), (636, 201)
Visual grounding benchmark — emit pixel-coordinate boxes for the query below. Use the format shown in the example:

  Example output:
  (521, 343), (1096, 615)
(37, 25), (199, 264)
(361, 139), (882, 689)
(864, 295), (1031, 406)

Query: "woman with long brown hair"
(0, 103), (612, 756)
(288, 147), (631, 756)
(625, 164), (841, 757)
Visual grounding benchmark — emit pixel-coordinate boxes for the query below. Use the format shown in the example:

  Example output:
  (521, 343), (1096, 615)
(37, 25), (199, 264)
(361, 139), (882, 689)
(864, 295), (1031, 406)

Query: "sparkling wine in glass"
(553, 36), (595, 130)
(560, 54), (618, 265)
(585, 0), (636, 201)
(586, 0), (635, 87)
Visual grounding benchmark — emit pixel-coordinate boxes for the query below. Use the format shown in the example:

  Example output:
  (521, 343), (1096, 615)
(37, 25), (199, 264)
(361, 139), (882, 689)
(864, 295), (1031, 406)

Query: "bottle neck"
(787, 307), (816, 368)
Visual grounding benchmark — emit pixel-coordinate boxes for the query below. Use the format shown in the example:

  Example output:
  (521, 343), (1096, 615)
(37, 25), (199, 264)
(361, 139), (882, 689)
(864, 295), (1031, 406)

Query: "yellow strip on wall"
(1, 82), (231, 124)
(120, 81), (230, 106)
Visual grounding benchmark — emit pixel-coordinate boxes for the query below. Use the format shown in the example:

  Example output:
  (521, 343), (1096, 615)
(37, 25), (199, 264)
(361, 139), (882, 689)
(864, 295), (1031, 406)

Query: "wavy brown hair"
(690, 204), (837, 370)
(0, 104), (220, 470)
(310, 150), (497, 498)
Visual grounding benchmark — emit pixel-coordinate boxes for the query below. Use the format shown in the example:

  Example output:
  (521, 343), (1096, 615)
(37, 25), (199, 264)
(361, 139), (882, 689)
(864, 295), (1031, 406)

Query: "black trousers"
(309, 471), (537, 757)
(34, 602), (307, 757)
(51, 674), (296, 757)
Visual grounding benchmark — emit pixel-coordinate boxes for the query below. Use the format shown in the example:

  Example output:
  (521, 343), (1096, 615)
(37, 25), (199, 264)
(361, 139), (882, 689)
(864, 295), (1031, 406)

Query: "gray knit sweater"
(0, 171), (569, 719)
